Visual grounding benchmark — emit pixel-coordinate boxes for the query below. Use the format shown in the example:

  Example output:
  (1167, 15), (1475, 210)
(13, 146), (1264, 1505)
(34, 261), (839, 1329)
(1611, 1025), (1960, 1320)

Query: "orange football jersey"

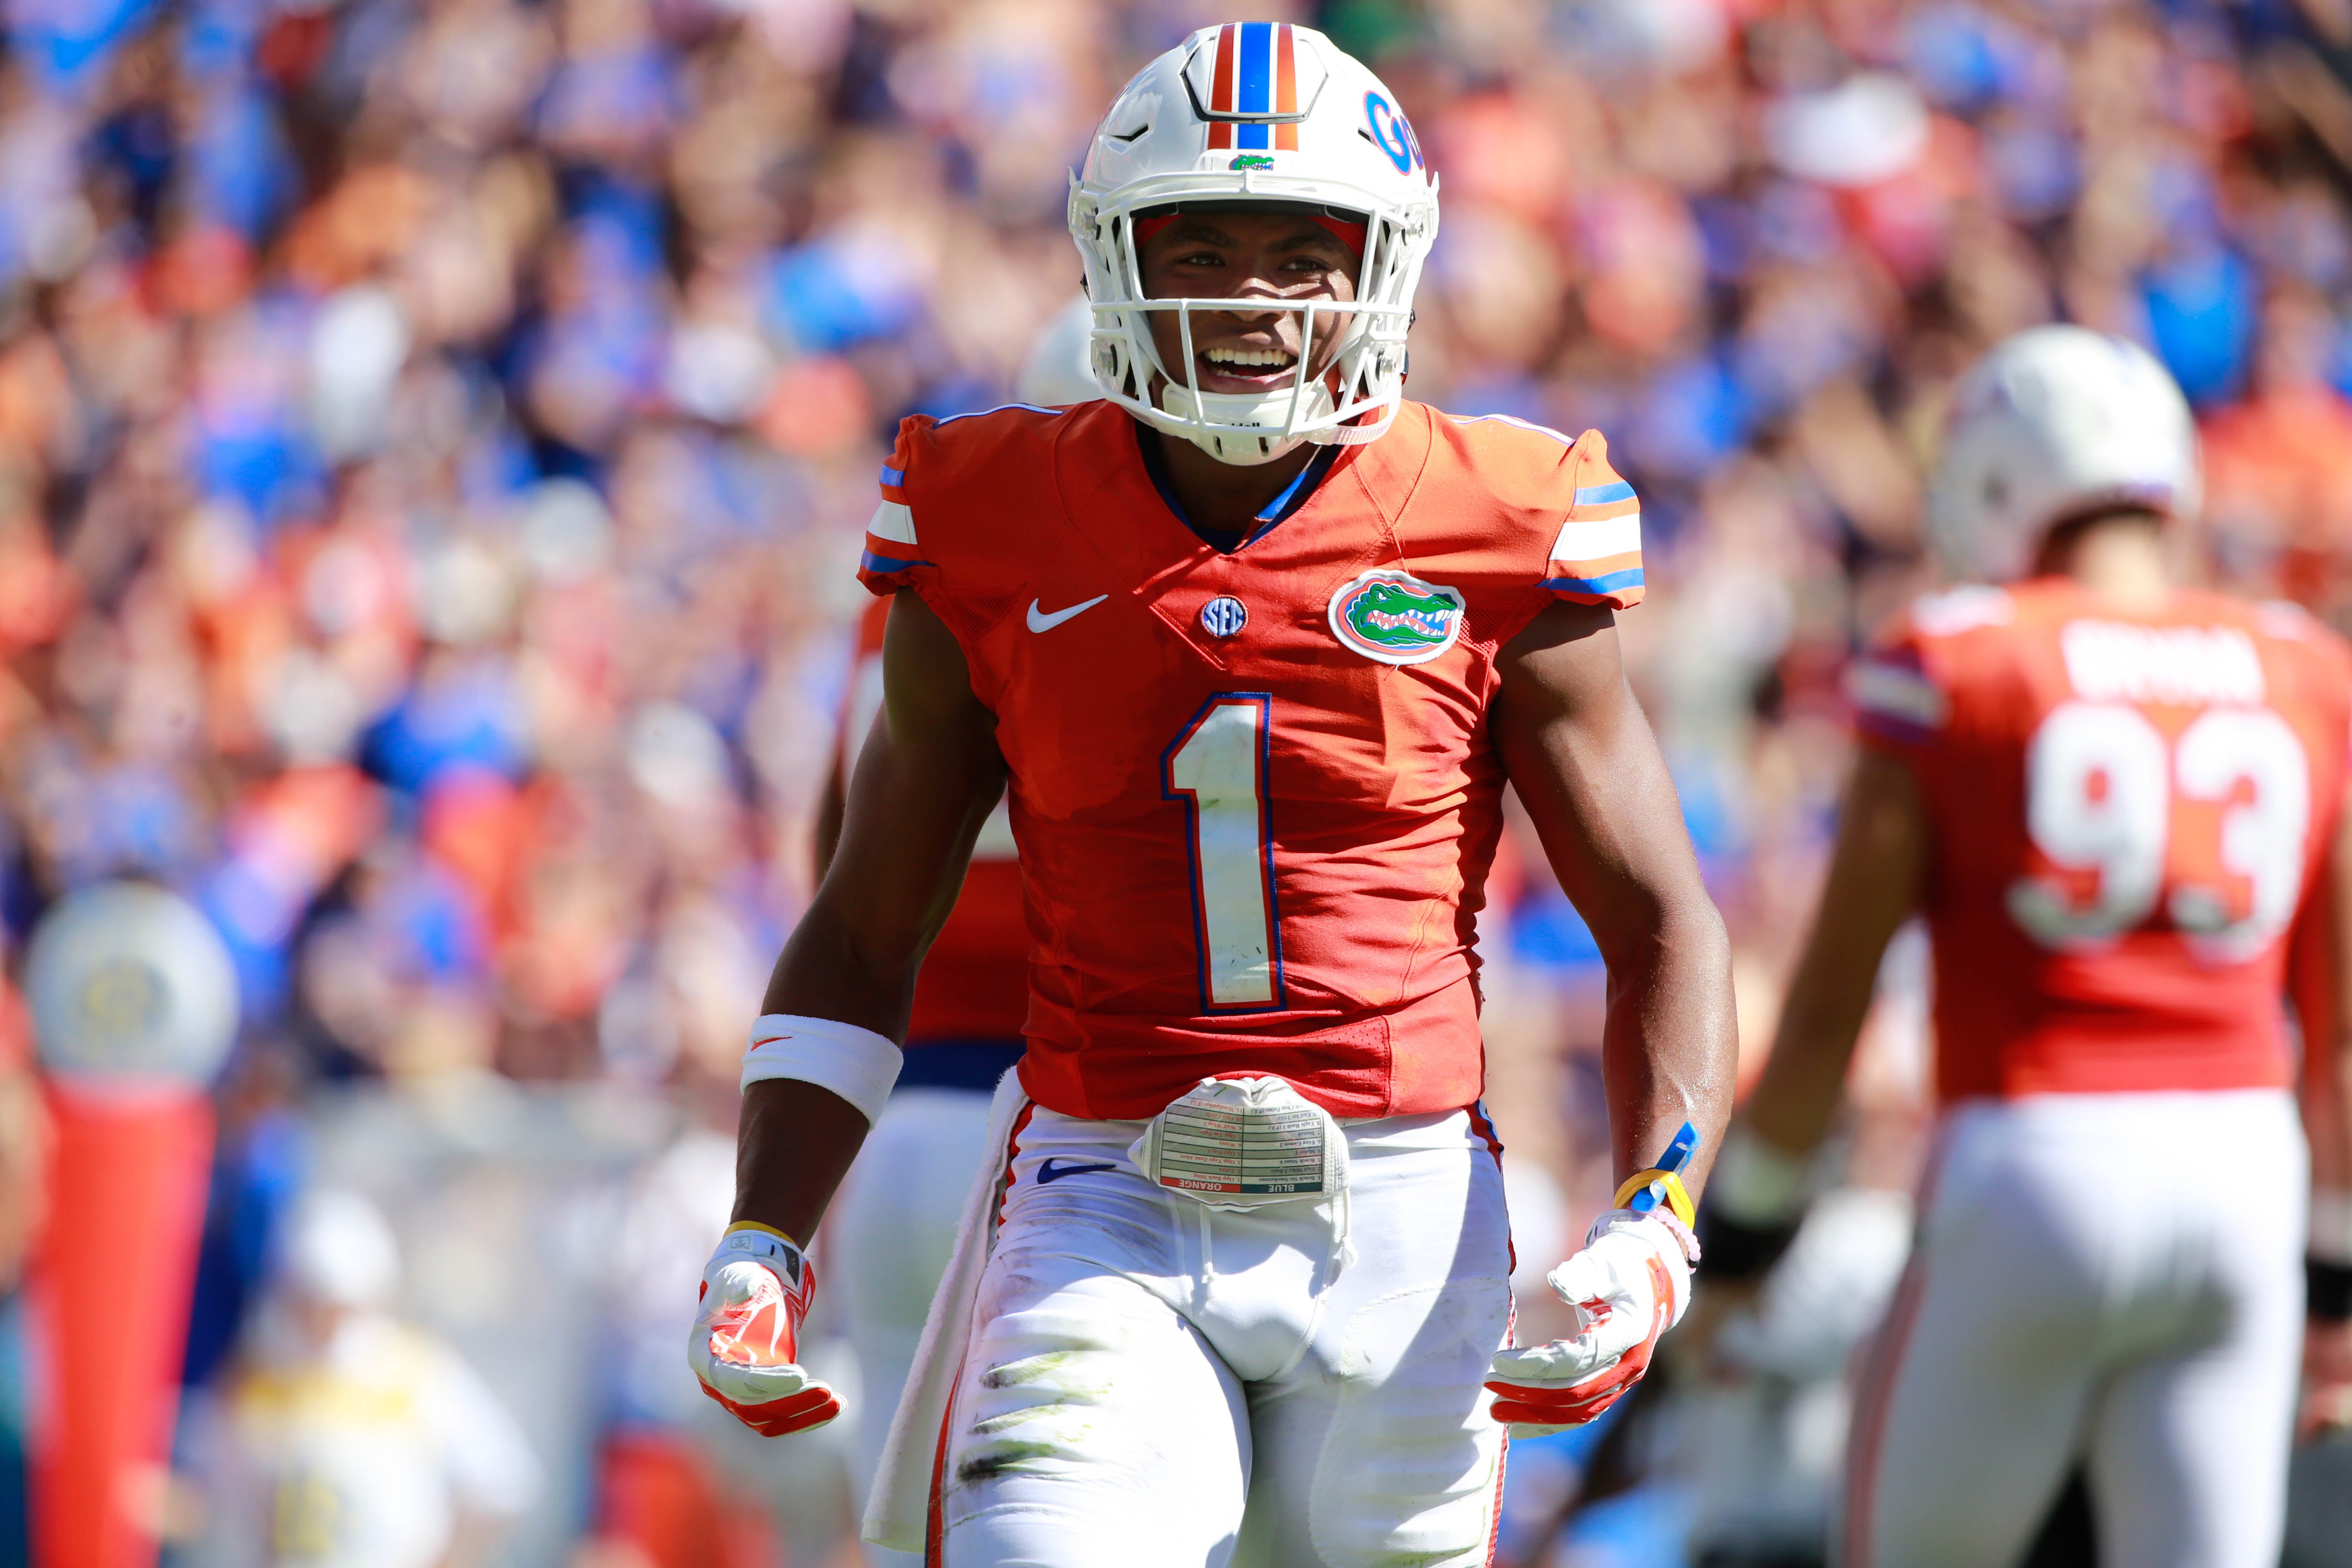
(839, 598), (1029, 1045)
(858, 399), (1645, 1120)
(1851, 580), (2352, 1102)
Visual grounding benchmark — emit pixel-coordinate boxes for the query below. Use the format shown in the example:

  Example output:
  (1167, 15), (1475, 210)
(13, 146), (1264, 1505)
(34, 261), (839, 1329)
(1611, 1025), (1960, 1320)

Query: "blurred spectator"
(187, 1187), (539, 1568)
(2199, 283), (2352, 612)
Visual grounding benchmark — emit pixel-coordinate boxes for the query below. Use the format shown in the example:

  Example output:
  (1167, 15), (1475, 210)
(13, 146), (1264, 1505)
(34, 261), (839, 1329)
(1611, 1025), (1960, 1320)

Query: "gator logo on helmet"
(1327, 568), (1466, 665)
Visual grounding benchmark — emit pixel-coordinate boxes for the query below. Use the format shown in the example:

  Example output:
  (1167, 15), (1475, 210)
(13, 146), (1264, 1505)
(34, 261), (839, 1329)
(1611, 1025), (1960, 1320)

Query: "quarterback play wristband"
(741, 1014), (901, 1125)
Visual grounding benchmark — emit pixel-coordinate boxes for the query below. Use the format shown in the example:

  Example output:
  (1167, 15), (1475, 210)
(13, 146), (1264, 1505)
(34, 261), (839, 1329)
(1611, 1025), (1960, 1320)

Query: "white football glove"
(688, 1224), (843, 1436)
(1485, 1210), (1695, 1433)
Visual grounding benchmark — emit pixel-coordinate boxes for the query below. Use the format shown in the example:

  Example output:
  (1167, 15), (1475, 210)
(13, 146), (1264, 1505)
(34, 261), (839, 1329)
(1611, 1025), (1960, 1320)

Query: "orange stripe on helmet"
(1275, 24), (1298, 150)
(1207, 23), (1237, 149)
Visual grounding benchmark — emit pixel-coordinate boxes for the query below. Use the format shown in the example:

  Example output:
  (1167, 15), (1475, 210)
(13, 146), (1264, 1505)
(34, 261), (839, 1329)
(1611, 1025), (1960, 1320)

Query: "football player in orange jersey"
(690, 24), (1739, 1567)
(1701, 325), (2352, 1568)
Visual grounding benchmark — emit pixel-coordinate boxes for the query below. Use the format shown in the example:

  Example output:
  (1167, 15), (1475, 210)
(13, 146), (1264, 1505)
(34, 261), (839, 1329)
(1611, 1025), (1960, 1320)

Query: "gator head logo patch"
(1327, 568), (1466, 666)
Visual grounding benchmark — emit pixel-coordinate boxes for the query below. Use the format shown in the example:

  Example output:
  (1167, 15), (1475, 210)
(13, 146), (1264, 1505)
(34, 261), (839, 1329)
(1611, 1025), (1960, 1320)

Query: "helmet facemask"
(1073, 193), (1426, 466)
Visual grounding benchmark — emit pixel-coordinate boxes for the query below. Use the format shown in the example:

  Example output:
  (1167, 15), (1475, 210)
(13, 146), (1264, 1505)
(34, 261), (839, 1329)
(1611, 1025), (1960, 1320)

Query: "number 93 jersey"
(1850, 580), (2352, 1102)
(858, 400), (1645, 1121)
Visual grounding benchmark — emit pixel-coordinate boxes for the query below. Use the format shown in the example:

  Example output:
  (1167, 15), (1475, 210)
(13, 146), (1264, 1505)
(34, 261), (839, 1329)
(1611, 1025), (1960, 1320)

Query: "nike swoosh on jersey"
(1026, 594), (1109, 633)
(1035, 1158), (1119, 1185)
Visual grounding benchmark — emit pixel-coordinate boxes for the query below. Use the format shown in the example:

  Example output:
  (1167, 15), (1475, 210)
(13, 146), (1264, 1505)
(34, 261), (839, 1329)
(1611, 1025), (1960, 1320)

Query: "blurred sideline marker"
(22, 883), (237, 1568)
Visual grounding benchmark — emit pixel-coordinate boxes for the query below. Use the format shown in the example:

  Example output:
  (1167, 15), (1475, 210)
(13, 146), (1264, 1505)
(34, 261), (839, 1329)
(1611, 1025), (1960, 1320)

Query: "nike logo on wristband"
(1036, 1158), (1119, 1185)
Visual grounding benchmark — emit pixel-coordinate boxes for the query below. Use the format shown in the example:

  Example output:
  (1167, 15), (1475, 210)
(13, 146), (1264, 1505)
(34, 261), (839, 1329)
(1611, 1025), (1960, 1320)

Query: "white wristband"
(1709, 1123), (1811, 1225)
(741, 1014), (902, 1126)
(2314, 1187), (2352, 1266)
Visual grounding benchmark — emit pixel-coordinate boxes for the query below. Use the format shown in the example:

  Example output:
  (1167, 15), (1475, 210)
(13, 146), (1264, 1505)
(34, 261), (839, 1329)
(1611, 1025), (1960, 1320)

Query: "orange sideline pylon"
(29, 1086), (214, 1568)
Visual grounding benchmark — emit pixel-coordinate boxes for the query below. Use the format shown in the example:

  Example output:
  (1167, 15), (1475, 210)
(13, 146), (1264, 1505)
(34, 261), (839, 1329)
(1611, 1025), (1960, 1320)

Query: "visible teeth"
(1204, 347), (1295, 367)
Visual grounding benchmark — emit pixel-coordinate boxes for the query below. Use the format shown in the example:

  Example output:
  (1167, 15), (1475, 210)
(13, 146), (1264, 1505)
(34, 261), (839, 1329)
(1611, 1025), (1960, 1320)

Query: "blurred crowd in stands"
(6, 0), (2352, 1560)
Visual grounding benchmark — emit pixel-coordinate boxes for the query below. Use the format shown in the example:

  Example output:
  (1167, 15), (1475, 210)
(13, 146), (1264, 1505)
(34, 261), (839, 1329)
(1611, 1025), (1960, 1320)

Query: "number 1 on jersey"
(1164, 695), (1286, 1011)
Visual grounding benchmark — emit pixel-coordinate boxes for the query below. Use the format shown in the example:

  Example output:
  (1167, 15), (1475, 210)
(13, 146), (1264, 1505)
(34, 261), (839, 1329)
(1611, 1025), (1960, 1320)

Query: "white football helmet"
(1927, 325), (2202, 582)
(1068, 22), (1440, 465)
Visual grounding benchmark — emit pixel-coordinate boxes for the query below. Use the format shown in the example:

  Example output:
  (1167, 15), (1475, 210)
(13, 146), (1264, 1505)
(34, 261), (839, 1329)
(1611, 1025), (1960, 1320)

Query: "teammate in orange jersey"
(690, 24), (1738, 1567)
(1701, 325), (2352, 1568)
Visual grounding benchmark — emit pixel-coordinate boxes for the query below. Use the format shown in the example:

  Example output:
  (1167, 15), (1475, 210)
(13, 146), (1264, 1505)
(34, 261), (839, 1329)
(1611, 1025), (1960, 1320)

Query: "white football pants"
(932, 1104), (1514, 1568)
(833, 1086), (1008, 1568)
(1844, 1089), (2306, 1568)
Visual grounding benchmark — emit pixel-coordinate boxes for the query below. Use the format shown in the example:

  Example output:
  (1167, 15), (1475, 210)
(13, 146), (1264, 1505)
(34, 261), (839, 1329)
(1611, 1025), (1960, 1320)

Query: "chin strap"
(1157, 379), (1339, 465)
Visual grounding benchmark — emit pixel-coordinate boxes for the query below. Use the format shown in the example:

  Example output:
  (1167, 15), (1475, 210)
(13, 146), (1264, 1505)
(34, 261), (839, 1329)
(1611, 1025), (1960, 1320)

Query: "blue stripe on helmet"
(1238, 20), (1272, 113)
(1573, 480), (1637, 505)
(1237, 121), (1269, 149)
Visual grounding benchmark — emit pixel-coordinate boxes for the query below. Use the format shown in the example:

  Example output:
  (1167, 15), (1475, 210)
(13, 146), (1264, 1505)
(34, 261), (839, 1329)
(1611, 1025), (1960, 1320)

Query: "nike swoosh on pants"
(1026, 594), (1109, 633)
(1035, 1158), (1119, 1185)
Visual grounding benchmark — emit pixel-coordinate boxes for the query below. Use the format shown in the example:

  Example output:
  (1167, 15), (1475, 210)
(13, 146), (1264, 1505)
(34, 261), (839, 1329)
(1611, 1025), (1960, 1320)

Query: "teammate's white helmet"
(1016, 295), (1099, 407)
(1068, 22), (1440, 465)
(1927, 325), (2202, 582)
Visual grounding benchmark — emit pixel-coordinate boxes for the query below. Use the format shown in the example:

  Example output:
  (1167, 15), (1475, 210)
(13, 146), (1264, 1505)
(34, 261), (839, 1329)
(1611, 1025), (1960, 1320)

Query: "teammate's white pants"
(1843, 1089), (2306, 1568)
(932, 1104), (1514, 1568)
(833, 1087), (1006, 1568)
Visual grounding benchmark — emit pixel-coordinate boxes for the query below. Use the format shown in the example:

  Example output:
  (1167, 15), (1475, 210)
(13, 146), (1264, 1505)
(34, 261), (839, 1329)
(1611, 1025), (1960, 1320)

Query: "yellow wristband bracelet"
(1612, 1168), (1696, 1229)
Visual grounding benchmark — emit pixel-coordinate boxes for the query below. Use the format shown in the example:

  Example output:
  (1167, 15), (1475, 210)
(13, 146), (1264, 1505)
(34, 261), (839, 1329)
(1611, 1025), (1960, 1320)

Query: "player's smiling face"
(1137, 210), (1361, 398)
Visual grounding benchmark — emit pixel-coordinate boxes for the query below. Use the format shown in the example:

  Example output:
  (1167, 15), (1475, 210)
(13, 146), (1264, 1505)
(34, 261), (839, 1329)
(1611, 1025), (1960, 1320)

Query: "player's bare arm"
(1490, 599), (1738, 1185)
(691, 590), (1004, 1437)
(1744, 745), (1926, 1160)
(811, 751), (846, 876)
(740, 590), (1005, 1235)
(1683, 740), (1925, 1289)
(1480, 599), (1740, 1432)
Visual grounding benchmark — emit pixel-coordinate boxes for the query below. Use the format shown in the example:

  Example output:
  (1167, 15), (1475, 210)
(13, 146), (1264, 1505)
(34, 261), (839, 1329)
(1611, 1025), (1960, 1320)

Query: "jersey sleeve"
(1847, 614), (1951, 755)
(856, 421), (933, 596)
(1542, 432), (1645, 610)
